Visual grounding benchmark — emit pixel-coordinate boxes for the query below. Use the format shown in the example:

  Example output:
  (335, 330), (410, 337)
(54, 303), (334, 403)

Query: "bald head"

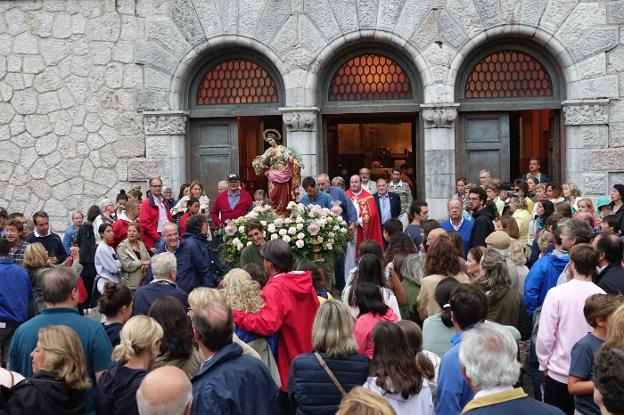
(137, 366), (192, 415)
(350, 175), (362, 193)
(192, 301), (234, 353)
(427, 228), (447, 246)
(574, 211), (594, 228)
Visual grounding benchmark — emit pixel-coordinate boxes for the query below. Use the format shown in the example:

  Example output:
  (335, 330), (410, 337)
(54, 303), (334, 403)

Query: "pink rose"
(224, 225), (236, 236)
(307, 223), (320, 236)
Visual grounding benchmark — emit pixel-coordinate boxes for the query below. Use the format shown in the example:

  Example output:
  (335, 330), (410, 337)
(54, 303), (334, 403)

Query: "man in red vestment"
(345, 175), (384, 251)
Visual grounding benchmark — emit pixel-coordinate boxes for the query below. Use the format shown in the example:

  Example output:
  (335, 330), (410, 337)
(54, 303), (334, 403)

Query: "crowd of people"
(1, 157), (624, 415)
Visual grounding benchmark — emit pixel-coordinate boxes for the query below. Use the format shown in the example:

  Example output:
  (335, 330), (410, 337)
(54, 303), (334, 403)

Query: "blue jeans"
(529, 340), (543, 401)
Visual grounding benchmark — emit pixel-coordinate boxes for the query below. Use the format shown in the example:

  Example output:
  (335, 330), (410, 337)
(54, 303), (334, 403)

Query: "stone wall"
(1, 0), (624, 224)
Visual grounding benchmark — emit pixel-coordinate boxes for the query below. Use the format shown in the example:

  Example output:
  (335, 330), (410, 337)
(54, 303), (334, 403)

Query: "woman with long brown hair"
(1, 325), (90, 414)
(363, 322), (433, 415)
(416, 234), (469, 321)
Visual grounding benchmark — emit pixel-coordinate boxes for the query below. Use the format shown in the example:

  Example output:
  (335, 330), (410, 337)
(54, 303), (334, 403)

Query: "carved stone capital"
(279, 107), (320, 132)
(420, 103), (460, 128)
(143, 111), (189, 135)
(562, 100), (609, 126)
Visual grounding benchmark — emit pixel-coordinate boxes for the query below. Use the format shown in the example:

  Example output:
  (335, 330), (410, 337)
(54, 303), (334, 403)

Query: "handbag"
(314, 352), (347, 397)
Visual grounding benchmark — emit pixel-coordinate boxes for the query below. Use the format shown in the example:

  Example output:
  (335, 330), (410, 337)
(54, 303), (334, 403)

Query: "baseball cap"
(228, 174), (240, 182)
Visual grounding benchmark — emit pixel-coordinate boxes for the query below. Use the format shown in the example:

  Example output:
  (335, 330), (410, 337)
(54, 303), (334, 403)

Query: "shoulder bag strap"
(314, 352), (347, 397)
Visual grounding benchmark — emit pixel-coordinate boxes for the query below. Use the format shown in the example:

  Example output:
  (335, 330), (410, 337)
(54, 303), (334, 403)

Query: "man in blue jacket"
(191, 301), (280, 415)
(0, 238), (31, 367)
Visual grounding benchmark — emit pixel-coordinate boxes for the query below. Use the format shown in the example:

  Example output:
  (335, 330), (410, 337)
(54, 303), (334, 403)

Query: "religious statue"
(252, 129), (303, 215)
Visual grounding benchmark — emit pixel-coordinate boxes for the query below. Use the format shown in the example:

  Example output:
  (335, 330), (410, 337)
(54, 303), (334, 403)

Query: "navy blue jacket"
(374, 192), (401, 227)
(288, 352), (369, 415)
(464, 394), (564, 415)
(25, 232), (67, 263)
(191, 342), (280, 415)
(0, 258), (31, 323)
(96, 365), (147, 415)
(179, 233), (226, 291)
(596, 263), (624, 294)
(131, 280), (189, 316)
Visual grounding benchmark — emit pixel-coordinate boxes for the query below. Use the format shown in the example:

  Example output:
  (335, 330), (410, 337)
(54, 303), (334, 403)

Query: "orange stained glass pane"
(465, 50), (553, 98)
(328, 53), (412, 101)
(196, 59), (278, 105)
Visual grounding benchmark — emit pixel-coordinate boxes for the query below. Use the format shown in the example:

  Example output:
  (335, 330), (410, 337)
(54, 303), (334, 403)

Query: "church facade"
(1, 0), (624, 224)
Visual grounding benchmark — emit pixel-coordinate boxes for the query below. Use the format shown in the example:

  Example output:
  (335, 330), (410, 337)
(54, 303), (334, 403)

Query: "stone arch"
(305, 30), (434, 101)
(168, 35), (291, 111)
(447, 25), (576, 103)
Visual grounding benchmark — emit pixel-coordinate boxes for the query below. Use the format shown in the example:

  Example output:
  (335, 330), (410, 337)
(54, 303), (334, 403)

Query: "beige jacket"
(116, 239), (150, 289)
(417, 272), (470, 321)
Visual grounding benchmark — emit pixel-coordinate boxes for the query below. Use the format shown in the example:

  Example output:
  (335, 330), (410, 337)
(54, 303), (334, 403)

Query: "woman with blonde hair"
(96, 316), (163, 415)
(336, 386), (397, 415)
(23, 242), (82, 314)
(563, 182), (582, 213)
(220, 269), (280, 386)
(603, 303), (624, 350)
(1, 325), (90, 414)
(288, 300), (369, 415)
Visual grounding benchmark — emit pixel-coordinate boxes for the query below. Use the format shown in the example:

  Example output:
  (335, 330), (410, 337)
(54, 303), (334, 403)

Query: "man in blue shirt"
(441, 198), (474, 256)
(373, 178), (401, 228)
(9, 267), (115, 415)
(0, 238), (31, 367)
(436, 284), (488, 415)
(300, 176), (333, 209)
(316, 173), (358, 290)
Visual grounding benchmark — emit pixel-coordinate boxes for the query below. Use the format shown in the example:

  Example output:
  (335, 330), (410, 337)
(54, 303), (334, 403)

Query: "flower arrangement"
(370, 160), (384, 168)
(220, 202), (350, 267)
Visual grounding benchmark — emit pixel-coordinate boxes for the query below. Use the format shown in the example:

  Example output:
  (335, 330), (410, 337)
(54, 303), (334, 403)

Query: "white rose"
(328, 232), (335, 238)
(282, 235), (291, 243)
(297, 232), (305, 240)
(279, 228), (287, 236)
(267, 224), (276, 233)
(271, 234), (278, 240)
(318, 219), (327, 227)
(340, 228), (347, 233)
(260, 221), (267, 226)
(284, 218), (292, 224)
(288, 226), (296, 235)
(326, 243), (333, 250)
(238, 226), (245, 233)
(237, 243), (244, 251)
(246, 241), (252, 246)
(232, 238), (241, 245)
(317, 236), (324, 243)
(296, 216), (304, 223)
(296, 223), (303, 230)
(295, 240), (305, 248)
(333, 225), (339, 230)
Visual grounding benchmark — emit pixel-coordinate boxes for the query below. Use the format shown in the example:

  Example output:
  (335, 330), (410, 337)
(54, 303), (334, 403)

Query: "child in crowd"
(603, 303), (624, 350)
(568, 294), (624, 415)
(297, 260), (333, 304)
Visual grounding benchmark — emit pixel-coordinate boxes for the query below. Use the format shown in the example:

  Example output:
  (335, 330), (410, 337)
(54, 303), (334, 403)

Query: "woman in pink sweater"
(354, 282), (399, 359)
(536, 243), (605, 415)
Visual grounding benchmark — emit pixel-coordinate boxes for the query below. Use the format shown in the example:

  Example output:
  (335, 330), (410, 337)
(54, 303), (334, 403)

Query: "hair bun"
(119, 189), (126, 194)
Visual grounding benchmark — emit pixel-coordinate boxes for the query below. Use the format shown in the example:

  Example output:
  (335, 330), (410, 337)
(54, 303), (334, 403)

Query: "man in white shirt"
(359, 167), (377, 194)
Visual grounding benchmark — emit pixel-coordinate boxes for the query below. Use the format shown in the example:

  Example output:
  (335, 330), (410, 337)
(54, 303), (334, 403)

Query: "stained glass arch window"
(328, 53), (413, 101)
(464, 50), (553, 99)
(196, 59), (279, 105)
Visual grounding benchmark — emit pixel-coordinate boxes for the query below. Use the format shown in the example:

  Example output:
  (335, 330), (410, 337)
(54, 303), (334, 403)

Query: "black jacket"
(469, 203), (497, 249)
(95, 365), (147, 415)
(0, 371), (85, 415)
(288, 352), (369, 415)
(373, 192), (401, 228)
(25, 233), (67, 264)
(596, 263), (624, 294)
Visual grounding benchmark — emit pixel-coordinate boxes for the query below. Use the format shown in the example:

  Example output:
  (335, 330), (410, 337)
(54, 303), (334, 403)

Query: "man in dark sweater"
(132, 251), (189, 316)
(467, 188), (496, 249)
(25, 210), (67, 263)
(594, 232), (624, 294)
(459, 322), (564, 415)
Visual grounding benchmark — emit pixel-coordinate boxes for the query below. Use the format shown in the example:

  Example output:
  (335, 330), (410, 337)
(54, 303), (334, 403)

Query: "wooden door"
(460, 113), (510, 183)
(189, 118), (238, 204)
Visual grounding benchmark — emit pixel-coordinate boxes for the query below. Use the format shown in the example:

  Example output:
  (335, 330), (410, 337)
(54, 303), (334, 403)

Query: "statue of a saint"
(252, 129), (303, 215)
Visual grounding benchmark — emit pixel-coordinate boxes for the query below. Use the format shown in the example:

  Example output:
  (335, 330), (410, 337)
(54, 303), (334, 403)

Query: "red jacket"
(210, 190), (252, 227)
(179, 211), (190, 236)
(139, 196), (172, 250)
(111, 217), (133, 249)
(232, 271), (320, 391)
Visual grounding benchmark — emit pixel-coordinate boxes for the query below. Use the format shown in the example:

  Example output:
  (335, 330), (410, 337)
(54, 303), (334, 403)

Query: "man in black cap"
(210, 173), (253, 229)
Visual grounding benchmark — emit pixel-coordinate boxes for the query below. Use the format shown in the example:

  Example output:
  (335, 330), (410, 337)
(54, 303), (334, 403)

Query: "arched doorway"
(456, 41), (565, 184)
(320, 48), (422, 194)
(187, 50), (284, 202)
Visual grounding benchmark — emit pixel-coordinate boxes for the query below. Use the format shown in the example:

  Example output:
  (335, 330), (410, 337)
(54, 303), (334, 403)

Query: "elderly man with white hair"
(459, 322), (564, 415)
(132, 251), (189, 315)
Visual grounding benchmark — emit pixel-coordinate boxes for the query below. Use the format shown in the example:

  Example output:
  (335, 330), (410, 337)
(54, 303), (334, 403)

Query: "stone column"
(130, 111), (189, 192)
(562, 100), (610, 198)
(421, 103), (460, 219)
(280, 107), (320, 177)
